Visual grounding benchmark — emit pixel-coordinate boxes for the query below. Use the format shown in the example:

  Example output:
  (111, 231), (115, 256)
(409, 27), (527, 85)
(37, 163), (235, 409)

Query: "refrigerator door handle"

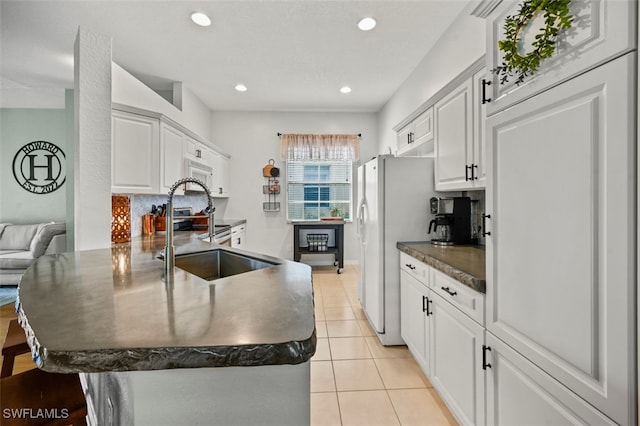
(356, 200), (366, 242)
(359, 200), (367, 244)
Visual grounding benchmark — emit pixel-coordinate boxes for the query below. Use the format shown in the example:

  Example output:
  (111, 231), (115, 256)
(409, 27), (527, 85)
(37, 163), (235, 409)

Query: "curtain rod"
(277, 132), (361, 138)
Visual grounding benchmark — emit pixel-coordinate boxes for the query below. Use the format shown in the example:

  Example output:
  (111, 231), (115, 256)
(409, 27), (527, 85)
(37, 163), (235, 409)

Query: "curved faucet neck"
(165, 178), (215, 282)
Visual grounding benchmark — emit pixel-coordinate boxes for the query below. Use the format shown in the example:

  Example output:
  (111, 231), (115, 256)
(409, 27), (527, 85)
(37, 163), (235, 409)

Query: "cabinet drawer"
(400, 252), (428, 285)
(433, 269), (484, 325)
(231, 224), (245, 235)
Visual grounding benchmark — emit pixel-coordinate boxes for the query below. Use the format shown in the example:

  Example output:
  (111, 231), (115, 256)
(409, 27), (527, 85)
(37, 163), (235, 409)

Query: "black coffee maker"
(428, 196), (473, 245)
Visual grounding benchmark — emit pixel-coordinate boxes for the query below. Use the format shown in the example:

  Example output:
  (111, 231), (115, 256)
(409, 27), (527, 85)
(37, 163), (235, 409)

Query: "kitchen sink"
(174, 249), (277, 281)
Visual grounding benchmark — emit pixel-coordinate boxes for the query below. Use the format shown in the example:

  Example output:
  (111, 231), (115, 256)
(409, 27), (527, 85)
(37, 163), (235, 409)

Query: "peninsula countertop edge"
(16, 234), (316, 374)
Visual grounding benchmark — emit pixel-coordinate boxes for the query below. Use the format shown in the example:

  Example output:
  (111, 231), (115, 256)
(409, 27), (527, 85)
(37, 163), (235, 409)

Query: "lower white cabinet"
(231, 224), (245, 249)
(430, 292), (485, 426)
(485, 333), (616, 426)
(400, 269), (430, 375)
(400, 253), (485, 425)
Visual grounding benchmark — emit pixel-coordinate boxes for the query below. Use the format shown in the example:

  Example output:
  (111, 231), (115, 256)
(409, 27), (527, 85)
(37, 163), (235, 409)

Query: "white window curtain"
(280, 134), (360, 162)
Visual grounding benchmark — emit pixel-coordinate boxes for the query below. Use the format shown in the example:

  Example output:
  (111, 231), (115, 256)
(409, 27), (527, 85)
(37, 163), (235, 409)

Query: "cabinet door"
(485, 0), (636, 115)
(485, 333), (617, 426)
(412, 106), (434, 146)
(214, 154), (230, 198)
(471, 69), (487, 188)
(434, 78), (473, 191)
(184, 136), (200, 160)
(111, 111), (159, 194)
(430, 293), (485, 426)
(396, 123), (412, 154)
(400, 270), (429, 374)
(231, 225), (245, 248)
(159, 124), (184, 194)
(485, 54), (635, 426)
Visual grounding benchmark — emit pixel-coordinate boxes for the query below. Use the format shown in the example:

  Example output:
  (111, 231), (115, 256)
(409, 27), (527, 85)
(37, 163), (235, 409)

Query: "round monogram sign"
(12, 141), (66, 194)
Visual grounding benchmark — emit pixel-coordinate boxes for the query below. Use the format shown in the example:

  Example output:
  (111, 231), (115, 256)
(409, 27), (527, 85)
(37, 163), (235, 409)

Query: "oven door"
(185, 159), (213, 192)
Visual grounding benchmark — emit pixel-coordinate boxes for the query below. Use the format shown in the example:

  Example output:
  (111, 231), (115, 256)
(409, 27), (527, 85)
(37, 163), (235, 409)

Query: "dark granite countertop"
(397, 242), (486, 293)
(16, 233), (315, 374)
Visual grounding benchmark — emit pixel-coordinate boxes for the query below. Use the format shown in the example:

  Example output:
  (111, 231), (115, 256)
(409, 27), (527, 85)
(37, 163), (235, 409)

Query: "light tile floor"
(310, 265), (458, 426)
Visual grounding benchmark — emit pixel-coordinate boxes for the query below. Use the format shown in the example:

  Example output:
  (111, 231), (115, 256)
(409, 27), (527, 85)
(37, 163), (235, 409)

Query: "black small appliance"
(428, 196), (474, 245)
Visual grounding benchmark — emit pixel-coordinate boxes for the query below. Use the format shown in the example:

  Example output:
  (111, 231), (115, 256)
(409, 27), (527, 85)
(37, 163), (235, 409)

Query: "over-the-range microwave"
(184, 158), (213, 193)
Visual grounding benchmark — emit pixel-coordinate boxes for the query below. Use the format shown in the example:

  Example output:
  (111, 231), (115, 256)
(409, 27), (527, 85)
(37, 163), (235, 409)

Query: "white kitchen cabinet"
(484, 0), (635, 116)
(485, 333), (616, 426)
(485, 54), (636, 426)
(112, 110), (160, 194)
(231, 224), (245, 249)
(213, 153), (230, 198)
(432, 269), (485, 326)
(400, 269), (430, 375)
(184, 136), (204, 161)
(159, 123), (185, 194)
(430, 292), (485, 426)
(396, 107), (434, 156)
(400, 251), (486, 426)
(434, 76), (484, 191)
(471, 69), (487, 187)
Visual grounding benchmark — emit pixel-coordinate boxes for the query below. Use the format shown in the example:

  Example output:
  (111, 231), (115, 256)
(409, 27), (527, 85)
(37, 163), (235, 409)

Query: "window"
(287, 160), (352, 221)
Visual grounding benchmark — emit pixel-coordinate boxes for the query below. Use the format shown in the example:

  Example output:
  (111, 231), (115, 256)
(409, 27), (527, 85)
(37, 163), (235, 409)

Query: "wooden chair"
(1, 319), (30, 378)
(1, 319), (87, 425)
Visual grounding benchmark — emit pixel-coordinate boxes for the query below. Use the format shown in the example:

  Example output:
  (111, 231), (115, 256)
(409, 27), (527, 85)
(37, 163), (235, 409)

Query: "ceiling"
(1, 0), (473, 112)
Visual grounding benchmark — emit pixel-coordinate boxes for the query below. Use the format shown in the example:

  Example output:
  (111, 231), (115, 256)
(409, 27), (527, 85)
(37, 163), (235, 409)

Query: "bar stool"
(1, 319), (87, 425)
(1, 319), (30, 378)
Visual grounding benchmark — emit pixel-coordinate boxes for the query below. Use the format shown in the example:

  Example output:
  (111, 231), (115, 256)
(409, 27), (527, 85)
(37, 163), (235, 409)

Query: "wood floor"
(0, 302), (34, 376)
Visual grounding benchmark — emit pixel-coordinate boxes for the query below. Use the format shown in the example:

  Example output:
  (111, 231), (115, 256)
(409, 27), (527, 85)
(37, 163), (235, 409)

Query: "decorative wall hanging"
(12, 141), (66, 194)
(262, 159), (280, 212)
(492, 0), (573, 85)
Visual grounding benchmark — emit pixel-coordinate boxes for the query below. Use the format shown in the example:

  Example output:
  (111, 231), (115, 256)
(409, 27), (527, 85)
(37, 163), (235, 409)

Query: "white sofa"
(0, 222), (67, 286)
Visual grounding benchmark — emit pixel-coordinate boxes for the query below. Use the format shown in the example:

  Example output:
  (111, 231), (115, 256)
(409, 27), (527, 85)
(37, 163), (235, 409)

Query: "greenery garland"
(492, 0), (573, 85)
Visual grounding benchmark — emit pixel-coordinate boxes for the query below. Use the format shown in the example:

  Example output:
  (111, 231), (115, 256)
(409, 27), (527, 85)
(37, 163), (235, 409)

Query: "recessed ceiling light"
(357, 17), (376, 31)
(340, 86), (352, 94)
(235, 84), (248, 92)
(191, 12), (211, 27)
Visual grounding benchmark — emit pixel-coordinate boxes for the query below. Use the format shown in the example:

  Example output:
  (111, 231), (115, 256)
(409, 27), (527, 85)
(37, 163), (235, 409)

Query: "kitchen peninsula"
(15, 234), (316, 425)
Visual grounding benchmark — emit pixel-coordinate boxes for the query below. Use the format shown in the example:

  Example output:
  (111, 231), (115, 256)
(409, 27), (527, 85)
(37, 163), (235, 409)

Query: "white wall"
(0, 108), (68, 223)
(72, 27), (112, 250)
(377, 6), (486, 155)
(210, 111), (378, 262)
(112, 63), (213, 142)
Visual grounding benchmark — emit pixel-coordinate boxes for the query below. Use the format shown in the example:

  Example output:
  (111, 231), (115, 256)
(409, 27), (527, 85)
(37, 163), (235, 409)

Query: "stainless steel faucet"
(165, 177), (215, 279)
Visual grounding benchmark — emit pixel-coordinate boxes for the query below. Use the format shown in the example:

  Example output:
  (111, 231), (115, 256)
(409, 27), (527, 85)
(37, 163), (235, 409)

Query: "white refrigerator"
(356, 155), (436, 345)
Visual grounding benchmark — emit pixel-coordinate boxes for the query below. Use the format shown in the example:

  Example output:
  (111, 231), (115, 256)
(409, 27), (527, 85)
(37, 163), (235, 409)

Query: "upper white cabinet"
(112, 110), (160, 194)
(159, 123), (185, 194)
(434, 78), (473, 191)
(396, 107), (434, 156)
(213, 153), (230, 198)
(484, 0), (636, 115)
(432, 60), (486, 191)
(471, 69), (487, 187)
(485, 54), (636, 426)
(111, 105), (231, 196)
